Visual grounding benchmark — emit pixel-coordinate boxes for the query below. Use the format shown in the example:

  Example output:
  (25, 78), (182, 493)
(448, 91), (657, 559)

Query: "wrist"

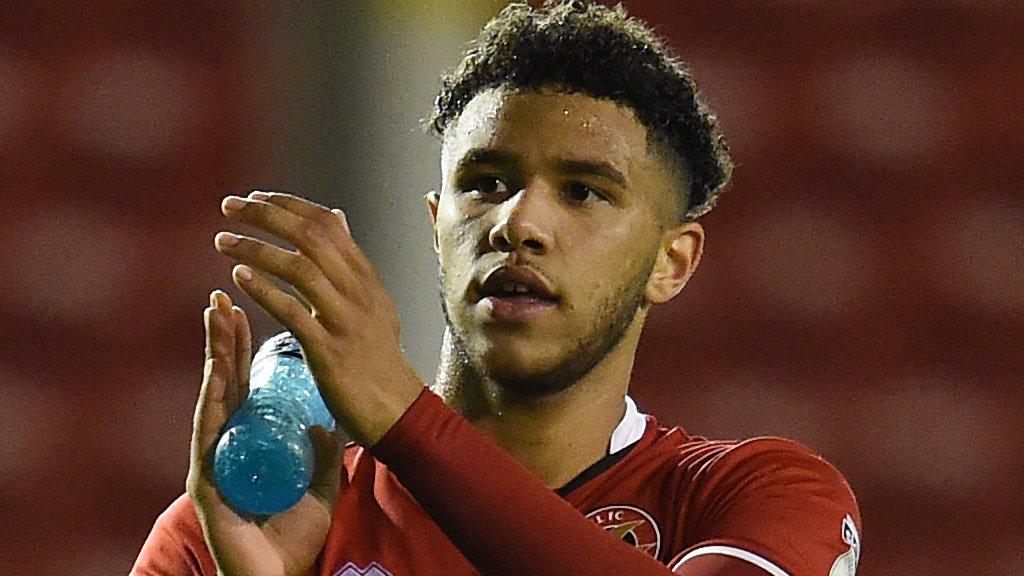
(359, 365), (425, 447)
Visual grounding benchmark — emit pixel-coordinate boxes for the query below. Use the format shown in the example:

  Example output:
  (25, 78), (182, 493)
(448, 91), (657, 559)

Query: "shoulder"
(609, 420), (857, 507)
(680, 434), (854, 494)
(650, 428), (862, 575)
(656, 429), (860, 527)
(647, 424), (855, 498)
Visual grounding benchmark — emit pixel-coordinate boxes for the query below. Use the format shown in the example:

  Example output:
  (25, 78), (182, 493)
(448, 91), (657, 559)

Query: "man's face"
(432, 88), (680, 395)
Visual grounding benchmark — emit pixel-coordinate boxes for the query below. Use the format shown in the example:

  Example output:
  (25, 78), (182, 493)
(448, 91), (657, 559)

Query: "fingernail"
(332, 209), (350, 235)
(215, 231), (240, 247)
(210, 289), (226, 308)
(234, 264), (253, 282)
(249, 191), (271, 201)
(222, 196), (245, 212)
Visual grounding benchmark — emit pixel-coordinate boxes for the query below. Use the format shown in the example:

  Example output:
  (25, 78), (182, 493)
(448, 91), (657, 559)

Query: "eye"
(461, 176), (510, 198)
(564, 182), (607, 204)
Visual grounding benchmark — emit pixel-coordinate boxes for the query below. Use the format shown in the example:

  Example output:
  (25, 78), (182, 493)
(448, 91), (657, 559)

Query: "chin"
(476, 346), (578, 396)
(480, 343), (554, 374)
(484, 367), (577, 398)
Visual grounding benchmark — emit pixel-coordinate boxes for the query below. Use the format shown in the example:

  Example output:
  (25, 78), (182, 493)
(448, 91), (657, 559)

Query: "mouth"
(477, 265), (560, 321)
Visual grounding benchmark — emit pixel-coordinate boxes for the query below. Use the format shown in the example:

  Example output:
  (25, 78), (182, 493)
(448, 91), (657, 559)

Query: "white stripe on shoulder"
(671, 545), (791, 576)
(609, 395), (646, 454)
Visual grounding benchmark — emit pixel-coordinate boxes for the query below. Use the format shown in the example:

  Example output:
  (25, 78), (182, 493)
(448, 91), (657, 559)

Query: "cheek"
(438, 218), (479, 263)
(565, 204), (639, 248)
(438, 237), (467, 285)
(437, 213), (486, 291)
(566, 216), (639, 269)
(440, 196), (494, 252)
(564, 221), (658, 299)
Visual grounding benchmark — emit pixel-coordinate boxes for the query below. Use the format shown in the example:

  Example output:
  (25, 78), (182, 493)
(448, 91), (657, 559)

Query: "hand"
(187, 290), (346, 576)
(213, 191), (423, 446)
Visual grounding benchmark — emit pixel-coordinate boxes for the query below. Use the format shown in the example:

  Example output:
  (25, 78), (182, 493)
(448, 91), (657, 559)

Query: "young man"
(133, 2), (861, 575)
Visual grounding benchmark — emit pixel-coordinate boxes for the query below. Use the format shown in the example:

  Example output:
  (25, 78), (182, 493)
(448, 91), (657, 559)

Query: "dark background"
(1, 1), (1021, 574)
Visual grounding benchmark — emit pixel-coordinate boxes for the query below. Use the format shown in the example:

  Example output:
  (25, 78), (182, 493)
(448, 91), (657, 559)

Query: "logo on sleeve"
(585, 505), (662, 558)
(829, 514), (861, 576)
(332, 562), (394, 576)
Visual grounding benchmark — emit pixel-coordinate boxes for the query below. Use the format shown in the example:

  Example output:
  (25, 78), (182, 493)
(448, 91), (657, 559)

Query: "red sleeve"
(371, 389), (679, 575)
(130, 494), (218, 576)
(669, 438), (863, 576)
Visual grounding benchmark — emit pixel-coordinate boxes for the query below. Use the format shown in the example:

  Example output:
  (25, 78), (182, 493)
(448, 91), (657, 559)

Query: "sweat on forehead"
(443, 89), (648, 166)
(446, 87), (643, 135)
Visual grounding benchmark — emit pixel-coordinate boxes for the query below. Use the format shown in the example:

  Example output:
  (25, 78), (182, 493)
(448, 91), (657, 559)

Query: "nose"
(487, 186), (553, 255)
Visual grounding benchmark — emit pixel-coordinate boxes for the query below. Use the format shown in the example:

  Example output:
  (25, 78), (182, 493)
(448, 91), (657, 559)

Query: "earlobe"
(425, 191), (441, 255)
(645, 221), (704, 304)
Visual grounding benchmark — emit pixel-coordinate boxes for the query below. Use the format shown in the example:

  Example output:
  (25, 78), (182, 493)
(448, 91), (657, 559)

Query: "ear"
(645, 220), (704, 305)
(425, 190), (441, 255)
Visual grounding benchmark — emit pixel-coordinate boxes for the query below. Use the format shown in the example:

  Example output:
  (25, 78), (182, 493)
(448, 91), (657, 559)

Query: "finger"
(248, 191), (362, 275)
(212, 291), (245, 413)
(215, 232), (349, 330)
(232, 305), (252, 409)
(331, 208), (351, 237)
(249, 191), (352, 239)
(222, 194), (369, 293)
(248, 190), (335, 223)
(207, 290), (236, 370)
(190, 292), (237, 483)
(223, 193), (349, 261)
(307, 425), (347, 508)
(231, 263), (328, 345)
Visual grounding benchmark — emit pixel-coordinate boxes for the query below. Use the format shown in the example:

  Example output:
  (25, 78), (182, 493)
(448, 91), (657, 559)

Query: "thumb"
(307, 425), (347, 508)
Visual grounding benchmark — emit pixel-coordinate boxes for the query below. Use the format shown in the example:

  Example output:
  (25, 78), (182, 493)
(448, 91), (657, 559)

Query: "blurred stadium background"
(1, 1), (1021, 574)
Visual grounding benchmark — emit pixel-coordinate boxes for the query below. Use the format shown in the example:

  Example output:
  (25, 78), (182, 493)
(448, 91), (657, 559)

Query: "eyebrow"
(454, 148), (519, 174)
(454, 147), (629, 188)
(552, 158), (628, 188)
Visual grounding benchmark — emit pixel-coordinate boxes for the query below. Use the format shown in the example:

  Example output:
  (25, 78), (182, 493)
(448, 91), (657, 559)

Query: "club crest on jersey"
(332, 562), (394, 576)
(829, 515), (861, 576)
(586, 505), (662, 558)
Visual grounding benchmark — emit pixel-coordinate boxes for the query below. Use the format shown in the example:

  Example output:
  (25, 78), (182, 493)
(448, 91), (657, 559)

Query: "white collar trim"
(609, 395), (646, 454)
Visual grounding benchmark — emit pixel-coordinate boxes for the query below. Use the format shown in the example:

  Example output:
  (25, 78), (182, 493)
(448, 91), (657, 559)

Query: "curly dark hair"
(429, 0), (732, 220)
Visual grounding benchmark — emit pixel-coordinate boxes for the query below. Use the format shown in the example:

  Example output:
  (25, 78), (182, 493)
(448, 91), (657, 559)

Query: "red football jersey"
(132, 390), (861, 576)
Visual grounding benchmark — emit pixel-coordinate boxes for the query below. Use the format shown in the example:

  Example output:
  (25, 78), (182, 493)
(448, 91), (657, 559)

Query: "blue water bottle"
(213, 332), (336, 516)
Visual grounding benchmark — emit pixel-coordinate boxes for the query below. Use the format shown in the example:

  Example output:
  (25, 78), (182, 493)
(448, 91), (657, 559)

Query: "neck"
(432, 318), (645, 489)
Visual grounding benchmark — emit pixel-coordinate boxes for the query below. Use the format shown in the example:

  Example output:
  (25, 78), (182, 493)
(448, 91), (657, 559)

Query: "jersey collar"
(609, 396), (646, 455)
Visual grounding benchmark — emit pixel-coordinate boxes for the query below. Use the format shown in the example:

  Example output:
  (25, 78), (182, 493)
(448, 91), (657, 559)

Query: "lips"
(477, 265), (559, 321)
(479, 265), (558, 302)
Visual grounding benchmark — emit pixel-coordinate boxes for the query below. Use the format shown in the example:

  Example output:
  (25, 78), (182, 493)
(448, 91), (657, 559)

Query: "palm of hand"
(189, 290), (345, 576)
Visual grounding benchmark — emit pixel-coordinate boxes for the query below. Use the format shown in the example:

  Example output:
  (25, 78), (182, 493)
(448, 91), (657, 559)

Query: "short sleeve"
(669, 438), (862, 576)
(130, 493), (218, 576)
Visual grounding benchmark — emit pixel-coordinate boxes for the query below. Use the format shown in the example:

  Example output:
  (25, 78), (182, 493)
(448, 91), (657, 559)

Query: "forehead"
(441, 88), (653, 176)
